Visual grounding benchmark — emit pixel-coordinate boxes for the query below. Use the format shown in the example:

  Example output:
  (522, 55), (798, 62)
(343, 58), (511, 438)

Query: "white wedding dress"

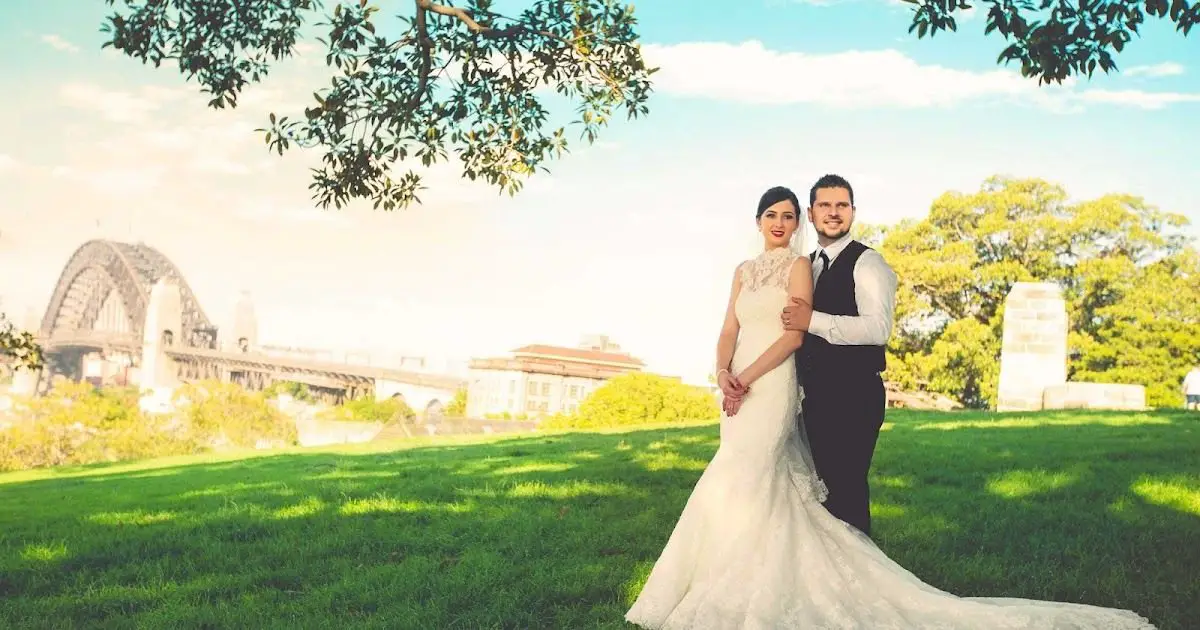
(624, 246), (1155, 630)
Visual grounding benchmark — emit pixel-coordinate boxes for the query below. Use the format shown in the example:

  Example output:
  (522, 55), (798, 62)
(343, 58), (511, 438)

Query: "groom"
(781, 174), (898, 537)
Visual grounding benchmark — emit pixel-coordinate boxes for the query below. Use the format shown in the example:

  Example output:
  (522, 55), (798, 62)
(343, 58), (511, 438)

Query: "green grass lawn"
(1, 409), (1197, 629)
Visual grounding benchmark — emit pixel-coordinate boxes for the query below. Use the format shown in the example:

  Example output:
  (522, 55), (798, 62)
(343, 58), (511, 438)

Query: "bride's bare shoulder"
(729, 259), (754, 288)
(790, 254), (812, 272)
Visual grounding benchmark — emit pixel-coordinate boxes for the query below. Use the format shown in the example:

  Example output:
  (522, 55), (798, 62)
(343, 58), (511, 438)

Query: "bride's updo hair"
(756, 186), (801, 220)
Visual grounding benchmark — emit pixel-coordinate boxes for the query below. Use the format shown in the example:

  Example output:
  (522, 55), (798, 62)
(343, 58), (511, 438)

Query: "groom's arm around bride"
(781, 240), (897, 347)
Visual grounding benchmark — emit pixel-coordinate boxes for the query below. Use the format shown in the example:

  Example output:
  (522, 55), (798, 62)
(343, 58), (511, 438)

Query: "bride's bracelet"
(716, 368), (731, 380)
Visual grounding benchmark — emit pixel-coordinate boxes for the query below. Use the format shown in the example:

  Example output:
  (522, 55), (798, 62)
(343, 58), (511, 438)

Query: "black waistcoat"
(797, 240), (887, 378)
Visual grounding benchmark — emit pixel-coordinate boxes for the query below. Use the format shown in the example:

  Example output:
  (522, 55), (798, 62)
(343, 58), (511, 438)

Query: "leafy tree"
(1070, 249), (1200, 406)
(99, 0), (1195, 210)
(263, 380), (314, 401)
(0, 313), (43, 371)
(908, 0), (1199, 85)
(872, 176), (1199, 408)
(543, 372), (718, 429)
(0, 382), (188, 471)
(444, 387), (468, 416)
(321, 394), (417, 423)
(101, 0), (654, 210)
(174, 381), (299, 446)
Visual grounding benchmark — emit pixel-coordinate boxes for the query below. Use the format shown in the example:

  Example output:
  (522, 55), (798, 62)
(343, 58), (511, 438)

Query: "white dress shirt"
(1184, 368), (1200, 395)
(808, 233), (898, 346)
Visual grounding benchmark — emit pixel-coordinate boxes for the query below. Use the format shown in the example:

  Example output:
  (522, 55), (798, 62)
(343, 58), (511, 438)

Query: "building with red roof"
(466, 335), (645, 418)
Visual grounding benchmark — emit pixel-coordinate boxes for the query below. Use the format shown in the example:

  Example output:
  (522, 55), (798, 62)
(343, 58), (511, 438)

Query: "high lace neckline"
(741, 245), (798, 293)
(760, 245), (794, 260)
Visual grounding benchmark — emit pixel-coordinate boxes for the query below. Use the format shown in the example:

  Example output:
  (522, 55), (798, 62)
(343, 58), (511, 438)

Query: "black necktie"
(818, 251), (831, 271)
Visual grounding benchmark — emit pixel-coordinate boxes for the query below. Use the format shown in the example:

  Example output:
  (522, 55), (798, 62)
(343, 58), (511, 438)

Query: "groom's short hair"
(809, 174), (855, 207)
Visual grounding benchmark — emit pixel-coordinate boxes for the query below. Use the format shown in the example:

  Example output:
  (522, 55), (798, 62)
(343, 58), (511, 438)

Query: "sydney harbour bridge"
(18, 239), (465, 417)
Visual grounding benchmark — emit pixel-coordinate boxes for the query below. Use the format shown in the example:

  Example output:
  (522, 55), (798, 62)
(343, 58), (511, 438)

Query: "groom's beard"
(818, 226), (850, 241)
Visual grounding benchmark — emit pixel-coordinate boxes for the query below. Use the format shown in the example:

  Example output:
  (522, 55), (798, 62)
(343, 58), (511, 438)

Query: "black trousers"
(800, 370), (886, 537)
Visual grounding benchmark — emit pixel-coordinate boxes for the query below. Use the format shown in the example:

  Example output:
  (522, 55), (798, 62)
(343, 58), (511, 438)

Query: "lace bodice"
(739, 246), (801, 293)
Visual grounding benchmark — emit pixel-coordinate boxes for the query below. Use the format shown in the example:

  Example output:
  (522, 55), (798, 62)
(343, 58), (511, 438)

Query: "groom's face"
(808, 187), (855, 242)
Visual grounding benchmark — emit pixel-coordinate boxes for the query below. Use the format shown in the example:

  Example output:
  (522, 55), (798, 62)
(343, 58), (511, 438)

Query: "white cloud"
(231, 200), (355, 227)
(0, 154), (18, 173)
(40, 34), (80, 54)
(50, 165), (166, 196)
(58, 83), (189, 123)
(50, 82), (275, 189)
(135, 120), (267, 175)
(1124, 62), (1185, 78)
(641, 40), (1197, 111)
(1078, 89), (1200, 109)
(642, 41), (1067, 109)
(789, 0), (974, 15)
(235, 84), (314, 116)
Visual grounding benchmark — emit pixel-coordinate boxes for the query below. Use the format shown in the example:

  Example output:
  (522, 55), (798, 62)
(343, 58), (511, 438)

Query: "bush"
(318, 395), (416, 424)
(0, 382), (192, 472)
(0, 380), (301, 472)
(262, 380), (313, 402)
(444, 388), (467, 417)
(174, 381), (298, 448)
(542, 373), (720, 430)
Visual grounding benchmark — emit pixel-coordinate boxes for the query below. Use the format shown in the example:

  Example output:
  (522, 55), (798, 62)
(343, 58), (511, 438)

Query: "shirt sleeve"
(807, 250), (898, 346)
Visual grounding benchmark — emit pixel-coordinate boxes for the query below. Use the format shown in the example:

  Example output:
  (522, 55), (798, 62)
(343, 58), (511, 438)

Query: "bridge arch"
(39, 240), (216, 347)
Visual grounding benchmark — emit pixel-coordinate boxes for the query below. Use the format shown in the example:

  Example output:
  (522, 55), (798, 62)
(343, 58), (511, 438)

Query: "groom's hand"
(782, 297), (813, 332)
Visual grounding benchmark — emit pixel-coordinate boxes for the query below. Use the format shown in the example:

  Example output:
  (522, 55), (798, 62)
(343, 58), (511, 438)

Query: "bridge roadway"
(35, 331), (466, 392)
(36, 331), (139, 353)
(165, 346), (466, 390)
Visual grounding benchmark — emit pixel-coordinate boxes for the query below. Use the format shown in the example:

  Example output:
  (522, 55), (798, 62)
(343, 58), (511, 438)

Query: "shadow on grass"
(0, 410), (1196, 629)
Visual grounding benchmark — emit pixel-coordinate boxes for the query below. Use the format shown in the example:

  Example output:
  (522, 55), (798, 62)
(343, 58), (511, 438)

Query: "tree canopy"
(100, 0), (1196, 210)
(102, 0), (655, 210)
(908, 0), (1198, 84)
(872, 176), (1200, 408)
(0, 313), (43, 372)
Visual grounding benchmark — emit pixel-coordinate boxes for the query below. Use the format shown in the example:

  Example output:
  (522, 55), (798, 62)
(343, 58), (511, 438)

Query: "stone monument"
(1042, 382), (1146, 410)
(996, 282), (1069, 412)
(996, 281), (1146, 412)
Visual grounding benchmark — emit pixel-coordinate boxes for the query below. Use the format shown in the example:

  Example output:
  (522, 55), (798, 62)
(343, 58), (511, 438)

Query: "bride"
(623, 186), (1156, 629)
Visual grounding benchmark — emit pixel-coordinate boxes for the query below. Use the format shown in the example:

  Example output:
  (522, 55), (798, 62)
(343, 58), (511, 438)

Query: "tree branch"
(416, 0), (625, 94)
(405, 2), (435, 112)
(419, 0), (521, 36)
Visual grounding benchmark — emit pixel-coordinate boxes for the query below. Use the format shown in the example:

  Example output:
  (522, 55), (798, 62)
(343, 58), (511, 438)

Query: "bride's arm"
(714, 262), (745, 377)
(735, 257), (814, 387)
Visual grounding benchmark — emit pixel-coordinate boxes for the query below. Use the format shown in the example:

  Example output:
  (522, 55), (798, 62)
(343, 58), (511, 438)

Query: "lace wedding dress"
(624, 246), (1155, 630)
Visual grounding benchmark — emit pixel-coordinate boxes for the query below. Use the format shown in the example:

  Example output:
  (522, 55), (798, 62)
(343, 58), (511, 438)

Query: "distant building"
(466, 338), (646, 419)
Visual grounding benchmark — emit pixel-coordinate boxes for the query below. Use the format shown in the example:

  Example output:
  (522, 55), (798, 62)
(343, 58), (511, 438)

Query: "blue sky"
(1, 0), (1197, 384)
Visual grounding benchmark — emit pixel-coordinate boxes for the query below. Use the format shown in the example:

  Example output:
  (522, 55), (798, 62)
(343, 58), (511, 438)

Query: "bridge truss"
(33, 240), (466, 407)
(39, 239), (217, 350)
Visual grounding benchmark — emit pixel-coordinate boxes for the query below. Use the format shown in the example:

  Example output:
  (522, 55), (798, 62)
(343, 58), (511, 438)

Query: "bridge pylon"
(139, 278), (184, 396)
